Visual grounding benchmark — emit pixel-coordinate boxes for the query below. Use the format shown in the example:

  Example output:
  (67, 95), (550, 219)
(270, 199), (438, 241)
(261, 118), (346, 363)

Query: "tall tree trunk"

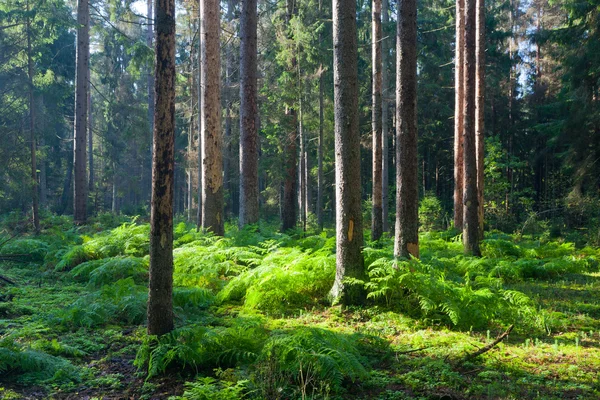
(281, 0), (298, 232)
(394, 0), (419, 259)
(200, 0), (224, 235)
(475, 0), (485, 239)
(147, 0), (175, 336)
(317, 67), (324, 231)
(381, 0), (390, 234)
(74, 0), (89, 223)
(239, 0), (259, 227)
(88, 90), (94, 192)
(372, 0), (383, 241)
(330, 0), (365, 305)
(453, 0), (465, 231)
(196, 16), (203, 231)
(299, 90), (307, 232)
(224, 0), (235, 219)
(26, 2), (39, 233)
(147, 0), (154, 202)
(463, 0), (480, 256)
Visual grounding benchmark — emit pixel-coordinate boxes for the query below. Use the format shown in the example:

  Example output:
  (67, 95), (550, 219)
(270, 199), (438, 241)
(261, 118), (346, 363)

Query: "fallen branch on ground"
(455, 325), (514, 367)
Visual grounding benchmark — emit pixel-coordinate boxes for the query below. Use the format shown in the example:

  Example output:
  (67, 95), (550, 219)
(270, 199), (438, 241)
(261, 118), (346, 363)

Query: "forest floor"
(1, 215), (600, 399)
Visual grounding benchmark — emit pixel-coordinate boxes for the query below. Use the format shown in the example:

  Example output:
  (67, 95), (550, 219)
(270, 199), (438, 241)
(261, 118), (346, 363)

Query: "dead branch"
(455, 325), (514, 367)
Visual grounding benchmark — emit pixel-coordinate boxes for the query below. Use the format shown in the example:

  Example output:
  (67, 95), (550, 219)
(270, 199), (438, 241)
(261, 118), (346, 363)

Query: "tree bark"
(147, 0), (154, 202)
(317, 66), (324, 231)
(463, 0), (480, 256)
(200, 0), (224, 235)
(147, 0), (176, 336)
(74, 0), (89, 223)
(372, 0), (383, 241)
(26, 1), (39, 233)
(381, 0), (390, 234)
(281, 0), (298, 232)
(475, 0), (485, 239)
(299, 90), (307, 231)
(394, 0), (419, 259)
(239, 0), (259, 227)
(196, 11), (203, 231)
(88, 90), (94, 192)
(330, 0), (365, 305)
(453, 0), (465, 231)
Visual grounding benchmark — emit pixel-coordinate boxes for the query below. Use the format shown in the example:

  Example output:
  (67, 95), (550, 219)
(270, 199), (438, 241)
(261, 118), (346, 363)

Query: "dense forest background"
(1, 0), (599, 237)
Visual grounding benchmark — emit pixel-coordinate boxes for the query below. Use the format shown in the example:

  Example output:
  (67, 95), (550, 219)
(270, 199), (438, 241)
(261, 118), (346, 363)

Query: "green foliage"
(135, 318), (267, 378)
(86, 257), (148, 287)
(256, 327), (368, 398)
(418, 195), (445, 231)
(53, 278), (147, 327)
(173, 377), (249, 400)
(0, 338), (81, 385)
(0, 239), (48, 262)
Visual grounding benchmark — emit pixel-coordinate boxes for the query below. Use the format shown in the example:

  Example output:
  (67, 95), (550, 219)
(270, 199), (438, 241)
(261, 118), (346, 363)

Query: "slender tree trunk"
(147, 0), (176, 336)
(196, 13), (203, 231)
(381, 0), (390, 234)
(317, 66), (324, 231)
(39, 135), (47, 208)
(299, 91), (307, 232)
(463, 0), (480, 256)
(224, 0), (235, 219)
(200, 0), (224, 235)
(281, 0), (298, 232)
(239, 0), (259, 227)
(112, 168), (119, 214)
(88, 90), (94, 192)
(147, 0), (154, 202)
(475, 0), (485, 239)
(453, 0), (465, 231)
(74, 0), (89, 223)
(26, 2), (39, 233)
(394, 0), (419, 259)
(330, 0), (365, 305)
(372, 0), (383, 241)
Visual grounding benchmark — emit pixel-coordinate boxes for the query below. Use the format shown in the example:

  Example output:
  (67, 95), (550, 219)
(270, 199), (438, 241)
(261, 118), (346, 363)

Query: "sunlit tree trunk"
(200, 0), (224, 235)
(74, 0), (89, 223)
(239, 0), (259, 227)
(330, 0), (365, 305)
(381, 0), (390, 234)
(394, 0), (419, 259)
(475, 0), (485, 239)
(372, 0), (383, 241)
(147, 0), (154, 202)
(147, 0), (176, 336)
(453, 0), (465, 231)
(463, 0), (480, 256)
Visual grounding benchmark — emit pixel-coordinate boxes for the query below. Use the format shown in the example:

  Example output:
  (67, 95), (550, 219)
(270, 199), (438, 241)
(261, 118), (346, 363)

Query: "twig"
(455, 325), (514, 367)
(395, 346), (431, 358)
(0, 274), (16, 285)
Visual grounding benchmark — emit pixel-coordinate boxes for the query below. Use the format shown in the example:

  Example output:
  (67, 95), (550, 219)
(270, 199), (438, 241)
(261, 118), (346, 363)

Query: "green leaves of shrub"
(0, 239), (48, 262)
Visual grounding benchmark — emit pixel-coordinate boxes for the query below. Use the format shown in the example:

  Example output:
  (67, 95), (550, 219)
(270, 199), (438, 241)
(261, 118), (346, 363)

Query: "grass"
(1, 217), (600, 399)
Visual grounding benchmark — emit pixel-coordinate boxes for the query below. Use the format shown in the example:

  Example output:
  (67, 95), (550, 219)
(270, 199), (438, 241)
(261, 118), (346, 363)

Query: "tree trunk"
(372, 0), (383, 241)
(317, 66), (324, 231)
(26, 2), (40, 233)
(381, 0), (390, 234)
(200, 0), (224, 235)
(147, 0), (175, 336)
(224, 0), (235, 219)
(239, 0), (259, 227)
(88, 90), (94, 192)
(453, 0), (465, 231)
(463, 0), (480, 256)
(299, 91), (307, 232)
(330, 0), (365, 305)
(74, 0), (89, 223)
(475, 0), (485, 239)
(147, 0), (154, 202)
(394, 0), (419, 259)
(281, 0), (298, 232)
(196, 17), (203, 231)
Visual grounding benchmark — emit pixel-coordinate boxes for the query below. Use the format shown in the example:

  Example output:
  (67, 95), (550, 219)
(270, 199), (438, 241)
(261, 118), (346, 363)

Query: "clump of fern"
(135, 317), (267, 378)
(173, 376), (249, 400)
(218, 247), (335, 314)
(255, 327), (368, 398)
(0, 338), (81, 385)
(52, 278), (147, 327)
(0, 239), (49, 262)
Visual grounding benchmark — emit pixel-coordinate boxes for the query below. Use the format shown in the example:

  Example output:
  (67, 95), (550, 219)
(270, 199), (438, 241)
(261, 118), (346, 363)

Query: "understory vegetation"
(1, 214), (600, 399)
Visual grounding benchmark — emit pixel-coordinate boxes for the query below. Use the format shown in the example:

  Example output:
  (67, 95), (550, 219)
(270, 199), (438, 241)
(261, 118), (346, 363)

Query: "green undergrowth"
(1, 217), (600, 398)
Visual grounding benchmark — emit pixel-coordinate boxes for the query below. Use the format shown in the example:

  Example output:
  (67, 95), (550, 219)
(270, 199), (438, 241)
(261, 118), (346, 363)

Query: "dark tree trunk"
(201, 0), (224, 235)
(147, 0), (176, 336)
(147, 0), (154, 203)
(317, 66), (324, 231)
(26, 2), (39, 233)
(196, 20), (203, 231)
(330, 0), (365, 305)
(299, 92), (307, 232)
(88, 90), (94, 192)
(394, 0), (419, 259)
(453, 0), (465, 231)
(239, 0), (259, 227)
(74, 0), (89, 223)
(372, 0), (383, 241)
(475, 0), (485, 239)
(463, 0), (480, 256)
(381, 0), (390, 234)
